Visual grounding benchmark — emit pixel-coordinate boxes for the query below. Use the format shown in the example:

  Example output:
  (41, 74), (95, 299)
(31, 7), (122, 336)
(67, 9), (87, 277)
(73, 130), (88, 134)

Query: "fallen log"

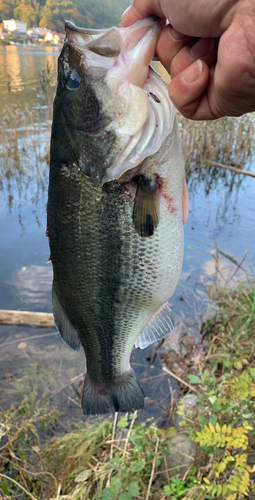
(0, 310), (55, 328)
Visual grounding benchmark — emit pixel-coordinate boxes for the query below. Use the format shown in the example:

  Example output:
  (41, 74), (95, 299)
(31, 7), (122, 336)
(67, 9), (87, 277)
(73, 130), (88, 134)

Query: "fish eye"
(65, 70), (81, 91)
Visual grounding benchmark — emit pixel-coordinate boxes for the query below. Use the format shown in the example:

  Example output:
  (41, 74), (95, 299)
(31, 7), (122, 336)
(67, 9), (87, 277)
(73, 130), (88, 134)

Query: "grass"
(0, 397), (58, 499)
(204, 279), (255, 373)
(0, 400), (178, 499)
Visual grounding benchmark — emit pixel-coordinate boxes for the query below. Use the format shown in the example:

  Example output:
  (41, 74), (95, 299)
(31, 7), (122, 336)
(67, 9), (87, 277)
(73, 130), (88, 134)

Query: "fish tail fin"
(81, 370), (144, 416)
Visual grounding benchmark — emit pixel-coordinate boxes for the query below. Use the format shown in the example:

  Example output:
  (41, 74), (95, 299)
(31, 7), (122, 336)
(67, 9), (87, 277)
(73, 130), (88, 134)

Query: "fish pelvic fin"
(135, 302), (175, 349)
(52, 284), (81, 351)
(81, 370), (144, 416)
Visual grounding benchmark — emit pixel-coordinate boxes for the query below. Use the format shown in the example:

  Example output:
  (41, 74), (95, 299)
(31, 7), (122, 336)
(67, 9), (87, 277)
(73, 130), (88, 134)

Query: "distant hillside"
(0, 0), (131, 31)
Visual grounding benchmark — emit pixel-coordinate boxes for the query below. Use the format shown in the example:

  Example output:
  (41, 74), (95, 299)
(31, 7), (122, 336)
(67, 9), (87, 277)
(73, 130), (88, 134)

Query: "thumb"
(169, 59), (213, 120)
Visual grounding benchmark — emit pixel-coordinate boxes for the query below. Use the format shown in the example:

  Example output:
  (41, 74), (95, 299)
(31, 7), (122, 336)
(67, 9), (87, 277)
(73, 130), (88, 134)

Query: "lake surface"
(0, 45), (254, 429)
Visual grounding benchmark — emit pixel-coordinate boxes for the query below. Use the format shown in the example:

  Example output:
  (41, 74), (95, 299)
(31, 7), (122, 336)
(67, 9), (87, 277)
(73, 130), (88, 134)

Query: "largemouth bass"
(47, 17), (189, 415)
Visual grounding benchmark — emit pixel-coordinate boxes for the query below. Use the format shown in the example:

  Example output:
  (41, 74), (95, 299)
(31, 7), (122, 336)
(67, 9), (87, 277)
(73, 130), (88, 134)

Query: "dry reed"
(178, 113), (254, 176)
(0, 87), (254, 212)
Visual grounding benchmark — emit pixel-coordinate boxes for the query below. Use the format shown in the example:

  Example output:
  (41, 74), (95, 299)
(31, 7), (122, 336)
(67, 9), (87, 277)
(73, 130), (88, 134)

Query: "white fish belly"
(113, 122), (185, 374)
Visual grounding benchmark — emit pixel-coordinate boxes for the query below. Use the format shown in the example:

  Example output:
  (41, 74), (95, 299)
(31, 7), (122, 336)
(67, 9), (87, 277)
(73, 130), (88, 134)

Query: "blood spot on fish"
(156, 175), (176, 214)
(46, 229), (49, 237)
(149, 92), (161, 103)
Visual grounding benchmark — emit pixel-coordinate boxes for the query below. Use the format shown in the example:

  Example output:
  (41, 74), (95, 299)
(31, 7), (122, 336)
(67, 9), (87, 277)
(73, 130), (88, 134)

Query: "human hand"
(121, 0), (255, 120)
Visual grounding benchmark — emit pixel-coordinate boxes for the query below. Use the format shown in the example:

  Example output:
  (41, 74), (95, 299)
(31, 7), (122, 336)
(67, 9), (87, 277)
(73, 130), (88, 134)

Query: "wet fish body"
(47, 18), (188, 415)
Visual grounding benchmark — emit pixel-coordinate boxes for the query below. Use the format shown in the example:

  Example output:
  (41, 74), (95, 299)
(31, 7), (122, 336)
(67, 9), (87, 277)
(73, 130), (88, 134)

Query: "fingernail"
(121, 4), (132, 22)
(181, 59), (203, 84)
(169, 25), (185, 40)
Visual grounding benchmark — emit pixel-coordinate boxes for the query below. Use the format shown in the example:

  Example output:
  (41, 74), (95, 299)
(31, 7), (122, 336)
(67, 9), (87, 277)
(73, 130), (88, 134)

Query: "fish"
(47, 16), (189, 416)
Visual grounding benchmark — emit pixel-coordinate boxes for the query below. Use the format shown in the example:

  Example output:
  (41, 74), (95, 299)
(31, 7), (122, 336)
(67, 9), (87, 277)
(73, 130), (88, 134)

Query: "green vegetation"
(173, 281), (255, 499)
(0, 397), (58, 499)
(0, 400), (177, 499)
(43, 414), (170, 500)
(163, 471), (198, 499)
(0, 0), (130, 31)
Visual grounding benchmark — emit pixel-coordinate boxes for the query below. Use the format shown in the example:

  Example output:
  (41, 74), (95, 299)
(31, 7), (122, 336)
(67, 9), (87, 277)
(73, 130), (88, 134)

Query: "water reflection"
(5, 46), (23, 93)
(8, 264), (53, 308)
(187, 166), (245, 221)
(0, 45), (58, 108)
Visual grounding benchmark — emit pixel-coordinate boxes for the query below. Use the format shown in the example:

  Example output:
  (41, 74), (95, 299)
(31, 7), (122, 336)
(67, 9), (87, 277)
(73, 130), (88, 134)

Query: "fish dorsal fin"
(52, 284), (81, 351)
(135, 302), (175, 349)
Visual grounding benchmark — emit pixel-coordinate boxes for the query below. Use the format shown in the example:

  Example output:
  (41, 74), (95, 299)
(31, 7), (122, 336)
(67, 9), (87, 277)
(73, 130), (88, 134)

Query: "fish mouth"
(63, 18), (176, 186)
(65, 17), (163, 88)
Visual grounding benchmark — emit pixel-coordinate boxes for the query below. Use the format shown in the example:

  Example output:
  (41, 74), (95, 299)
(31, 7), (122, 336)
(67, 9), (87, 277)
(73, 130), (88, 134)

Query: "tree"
(14, 3), (38, 28)
(0, 0), (132, 30)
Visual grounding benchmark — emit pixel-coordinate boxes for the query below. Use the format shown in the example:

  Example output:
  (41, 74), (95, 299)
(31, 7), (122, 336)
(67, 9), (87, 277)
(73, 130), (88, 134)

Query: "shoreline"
(0, 42), (61, 50)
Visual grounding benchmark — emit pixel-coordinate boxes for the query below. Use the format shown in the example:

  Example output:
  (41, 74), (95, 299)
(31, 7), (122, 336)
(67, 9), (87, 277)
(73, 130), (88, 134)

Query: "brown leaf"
(17, 342), (27, 349)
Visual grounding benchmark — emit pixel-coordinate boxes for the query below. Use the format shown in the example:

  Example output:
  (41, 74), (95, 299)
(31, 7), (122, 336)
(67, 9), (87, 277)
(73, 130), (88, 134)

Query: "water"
(0, 46), (254, 428)
(0, 45), (58, 109)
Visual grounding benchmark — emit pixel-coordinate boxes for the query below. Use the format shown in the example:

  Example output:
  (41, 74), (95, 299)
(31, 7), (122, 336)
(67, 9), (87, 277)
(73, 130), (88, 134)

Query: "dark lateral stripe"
(95, 184), (123, 381)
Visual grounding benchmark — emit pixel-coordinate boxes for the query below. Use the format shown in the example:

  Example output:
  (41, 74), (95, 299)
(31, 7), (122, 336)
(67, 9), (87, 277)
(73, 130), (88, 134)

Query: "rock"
(175, 394), (198, 428)
(159, 432), (196, 481)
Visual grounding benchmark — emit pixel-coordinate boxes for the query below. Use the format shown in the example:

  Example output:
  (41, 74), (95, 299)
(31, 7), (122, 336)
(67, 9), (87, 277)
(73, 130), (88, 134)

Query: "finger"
(121, 0), (226, 35)
(156, 24), (195, 72)
(121, 1), (165, 27)
(170, 37), (218, 77)
(169, 59), (218, 120)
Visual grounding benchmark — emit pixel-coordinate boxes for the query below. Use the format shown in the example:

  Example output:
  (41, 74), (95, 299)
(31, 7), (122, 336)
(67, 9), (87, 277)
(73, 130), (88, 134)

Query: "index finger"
(121, 0), (166, 27)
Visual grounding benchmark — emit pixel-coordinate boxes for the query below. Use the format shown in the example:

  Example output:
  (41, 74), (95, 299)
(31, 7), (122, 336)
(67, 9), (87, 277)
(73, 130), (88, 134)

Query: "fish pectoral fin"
(52, 284), (81, 351)
(132, 174), (159, 237)
(135, 302), (175, 349)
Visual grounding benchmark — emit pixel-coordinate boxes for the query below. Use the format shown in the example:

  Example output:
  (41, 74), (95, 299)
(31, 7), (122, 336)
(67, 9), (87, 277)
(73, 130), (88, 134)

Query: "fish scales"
(47, 17), (188, 415)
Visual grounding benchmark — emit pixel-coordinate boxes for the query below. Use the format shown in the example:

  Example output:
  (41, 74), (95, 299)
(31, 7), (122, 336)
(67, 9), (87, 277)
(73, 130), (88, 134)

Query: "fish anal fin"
(135, 302), (175, 349)
(132, 174), (159, 237)
(81, 370), (144, 415)
(52, 284), (81, 351)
